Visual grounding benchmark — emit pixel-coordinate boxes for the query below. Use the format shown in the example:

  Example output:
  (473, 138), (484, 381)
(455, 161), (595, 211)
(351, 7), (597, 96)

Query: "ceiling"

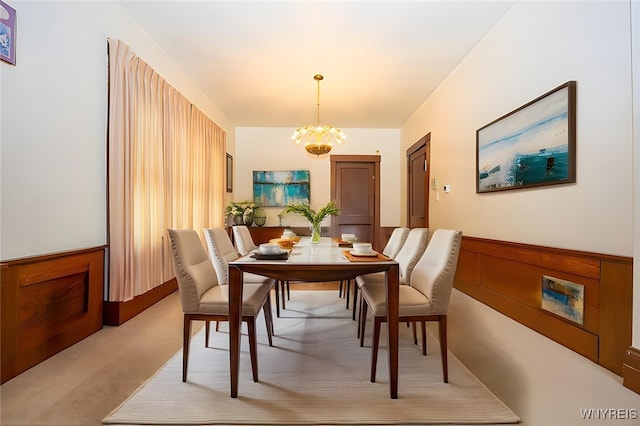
(119, 1), (513, 129)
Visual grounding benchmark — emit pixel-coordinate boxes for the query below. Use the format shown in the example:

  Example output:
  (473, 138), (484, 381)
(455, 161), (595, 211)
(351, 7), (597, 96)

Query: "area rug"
(103, 291), (520, 425)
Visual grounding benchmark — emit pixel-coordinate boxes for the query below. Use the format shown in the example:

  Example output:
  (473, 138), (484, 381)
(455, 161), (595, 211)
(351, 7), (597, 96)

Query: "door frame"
(406, 134), (430, 228)
(330, 155), (381, 249)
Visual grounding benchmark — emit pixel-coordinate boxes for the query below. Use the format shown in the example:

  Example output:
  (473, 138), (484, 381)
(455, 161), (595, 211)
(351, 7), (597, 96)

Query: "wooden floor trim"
(103, 279), (178, 326)
(623, 346), (640, 394)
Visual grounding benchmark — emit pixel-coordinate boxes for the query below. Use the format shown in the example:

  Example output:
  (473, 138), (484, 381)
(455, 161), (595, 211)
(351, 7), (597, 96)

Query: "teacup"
(259, 243), (282, 254)
(352, 242), (373, 254)
(282, 229), (296, 238)
(341, 233), (357, 242)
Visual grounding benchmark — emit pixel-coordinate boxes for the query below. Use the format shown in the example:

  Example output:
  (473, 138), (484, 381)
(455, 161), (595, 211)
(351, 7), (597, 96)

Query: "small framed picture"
(0, 1), (16, 66)
(226, 153), (233, 193)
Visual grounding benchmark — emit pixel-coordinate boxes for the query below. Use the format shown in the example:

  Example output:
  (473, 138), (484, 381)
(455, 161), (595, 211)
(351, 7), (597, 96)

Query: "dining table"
(228, 236), (401, 399)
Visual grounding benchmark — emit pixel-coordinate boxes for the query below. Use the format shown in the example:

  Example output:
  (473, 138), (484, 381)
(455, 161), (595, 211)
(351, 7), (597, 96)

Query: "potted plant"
(225, 200), (258, 226)
(283, 201), (340, 243)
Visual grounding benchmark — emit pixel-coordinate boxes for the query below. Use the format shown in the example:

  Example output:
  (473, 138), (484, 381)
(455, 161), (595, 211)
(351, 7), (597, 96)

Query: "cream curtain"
(107, 39), (226, 302)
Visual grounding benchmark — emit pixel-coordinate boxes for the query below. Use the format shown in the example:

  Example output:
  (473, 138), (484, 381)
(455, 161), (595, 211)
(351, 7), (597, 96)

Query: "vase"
(243, 212), (254, 226)
(233, 215), (244, 225)
(254, 216), (266, 227)
(310, 222), (321, 243)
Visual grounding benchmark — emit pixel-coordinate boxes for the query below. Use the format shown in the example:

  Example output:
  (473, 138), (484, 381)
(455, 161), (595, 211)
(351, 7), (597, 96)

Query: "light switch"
(432, 178), (438, 190)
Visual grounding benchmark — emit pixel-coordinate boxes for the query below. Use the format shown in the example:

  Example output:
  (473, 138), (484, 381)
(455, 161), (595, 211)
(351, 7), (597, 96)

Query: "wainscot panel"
(1, 246), (106, 384)
(454, 236), (632, 377)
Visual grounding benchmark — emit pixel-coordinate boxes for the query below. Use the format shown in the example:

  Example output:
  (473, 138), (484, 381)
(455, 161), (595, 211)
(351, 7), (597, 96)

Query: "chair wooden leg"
(421, 321), (427, 355)
(247, 318), (259, 382)
(439, 316), (448, 383)
(182, 315), (191, 382)
(275, 281), (281, 317)
(339, 280), (344, 297)
(345, 279), (352, 309)
(205, 321), (211, 347)
(215, 321), (220, 332)
(280, 280), (287, 310)
(359, 298), (368, 347)
(263, 298), (274, 346)
(412, 321), (417, 344)
(352, 285), (359, 321)
(370, 317), (382, 382)
(286, 281), (290, 300)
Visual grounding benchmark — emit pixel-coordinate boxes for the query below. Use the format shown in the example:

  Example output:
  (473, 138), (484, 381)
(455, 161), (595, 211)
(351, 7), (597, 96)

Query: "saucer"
(259, 248), (284, 255)
(251, 252), (289, 260)
(349, 250), (378, 257)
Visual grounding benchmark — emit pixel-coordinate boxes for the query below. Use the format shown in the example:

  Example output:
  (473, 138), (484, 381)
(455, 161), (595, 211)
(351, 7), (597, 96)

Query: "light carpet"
(103, 291), (520, 425)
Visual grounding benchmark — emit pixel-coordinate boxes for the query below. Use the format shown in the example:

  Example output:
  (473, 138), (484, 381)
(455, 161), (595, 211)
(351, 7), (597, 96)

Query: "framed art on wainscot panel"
(0, 1), (16, 65)
(226, 153), (233, 193)
(541, 275), (584, 325)
(476, 81), (576, 193)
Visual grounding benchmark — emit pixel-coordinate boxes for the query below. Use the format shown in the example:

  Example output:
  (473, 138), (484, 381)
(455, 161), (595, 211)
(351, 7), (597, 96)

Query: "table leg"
(386, 263), (400, 399)
(229, 266), (244, 398)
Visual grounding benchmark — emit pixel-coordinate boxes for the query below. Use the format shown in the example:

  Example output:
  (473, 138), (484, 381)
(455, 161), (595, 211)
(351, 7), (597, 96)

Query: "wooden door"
(407, 134), (430, 228)
(331, 155), (380, 249)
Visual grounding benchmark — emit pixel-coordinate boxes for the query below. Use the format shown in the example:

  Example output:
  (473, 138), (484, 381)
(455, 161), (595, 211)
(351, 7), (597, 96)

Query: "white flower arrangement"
(225, 200), (258, 217)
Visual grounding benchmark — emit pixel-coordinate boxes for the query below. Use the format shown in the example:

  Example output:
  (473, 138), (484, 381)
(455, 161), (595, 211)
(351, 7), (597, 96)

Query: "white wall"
(401, 1), (633, 258)
(235, 127), (400, 228)
(0, 1), (233, 261)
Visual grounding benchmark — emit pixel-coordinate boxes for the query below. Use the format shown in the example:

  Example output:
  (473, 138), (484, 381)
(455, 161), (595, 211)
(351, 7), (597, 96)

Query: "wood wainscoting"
(454, 236), (632, 377)
(1, 246), (106, 384)
(623, 347), (640, 394)
(103, 278), (177, 326)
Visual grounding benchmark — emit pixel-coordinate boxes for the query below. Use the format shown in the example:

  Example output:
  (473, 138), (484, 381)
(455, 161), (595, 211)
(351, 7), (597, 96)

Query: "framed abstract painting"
(253, 170), (310, 207)
(476, 81), (576, 193)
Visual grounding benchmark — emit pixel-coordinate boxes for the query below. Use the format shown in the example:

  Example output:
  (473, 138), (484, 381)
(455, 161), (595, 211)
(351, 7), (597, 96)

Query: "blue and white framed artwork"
(0, 1), (16, 65)
(253, 170), (310, 207)
(476, 81), (576, 193)
(541, 275), (584, 325)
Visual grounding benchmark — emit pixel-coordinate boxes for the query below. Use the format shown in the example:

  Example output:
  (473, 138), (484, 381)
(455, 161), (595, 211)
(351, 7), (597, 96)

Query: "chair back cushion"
(394, 228), (429, 284)
(204, 228), (239, 285)
(382, 227), (410, 259)
(232, 225), (257, 255)
(411, 229), (463, 314)
(167, 229), (218, 313)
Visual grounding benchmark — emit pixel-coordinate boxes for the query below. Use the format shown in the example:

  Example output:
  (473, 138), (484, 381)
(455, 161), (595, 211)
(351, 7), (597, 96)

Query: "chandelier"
(292, 74), (346, 156)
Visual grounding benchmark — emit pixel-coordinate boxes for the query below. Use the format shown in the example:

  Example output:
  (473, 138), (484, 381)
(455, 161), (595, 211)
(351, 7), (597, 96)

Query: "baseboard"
(623, 346), (640, 395)
(103, 278), (177, 326)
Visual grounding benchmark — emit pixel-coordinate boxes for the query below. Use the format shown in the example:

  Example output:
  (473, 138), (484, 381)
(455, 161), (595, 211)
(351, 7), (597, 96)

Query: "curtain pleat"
(107, 38), (226, 302)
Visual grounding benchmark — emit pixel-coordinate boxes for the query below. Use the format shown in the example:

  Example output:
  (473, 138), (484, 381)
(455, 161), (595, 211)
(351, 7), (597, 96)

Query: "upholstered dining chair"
(342, 227), (410, 316)
(232, 225), (289, 316)
(382, 227), (410, 259)
(232, 225), (258, 256)
(358, 229), (462, 383)
(355, 227), (429, 339)
(167, 228), (274, 383)
(203, 227), (276, 335)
